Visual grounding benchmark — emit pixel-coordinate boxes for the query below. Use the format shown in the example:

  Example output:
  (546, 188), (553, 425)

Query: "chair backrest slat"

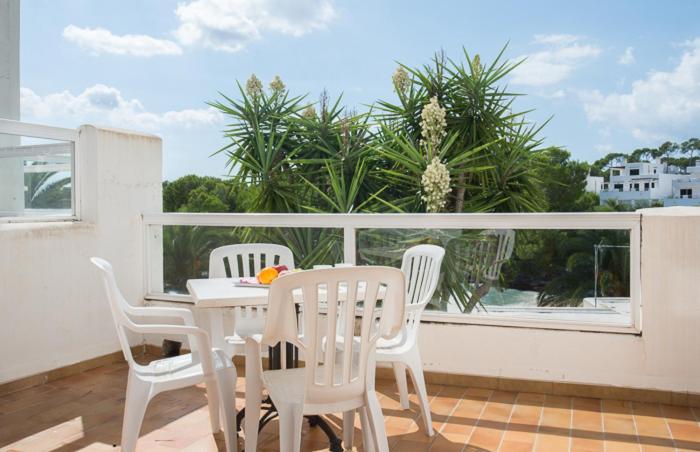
(209, 244), (295, 336)
(209, 243), (295, 279)
(481, 230), (515, 282)
(401, 245), (445, 307)
(264, 267), (405, 406)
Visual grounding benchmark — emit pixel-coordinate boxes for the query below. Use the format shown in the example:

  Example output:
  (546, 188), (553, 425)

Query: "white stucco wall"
(0, 125), (162, 383)
(0, 0), (19, 120)
(419, 207), (700, 394)
(0, 0), (23, 213)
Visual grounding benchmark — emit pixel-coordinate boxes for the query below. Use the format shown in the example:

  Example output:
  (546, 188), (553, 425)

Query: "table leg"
(208, 309), (236, 357)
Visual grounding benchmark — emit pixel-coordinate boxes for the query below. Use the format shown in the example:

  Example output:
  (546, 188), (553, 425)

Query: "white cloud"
(62, 25), (182, 57)
(533, 34), (581, 46)
(511, 34), (601, 87)
(581, 38), (700, 142)
(618, 47), (635, 65)
(173, 0), (336, 52)
(64, 1), (336, 55)
(538, 89), (566, 99)
(20, 84), (221, 130)
(595, 144), (614, 153)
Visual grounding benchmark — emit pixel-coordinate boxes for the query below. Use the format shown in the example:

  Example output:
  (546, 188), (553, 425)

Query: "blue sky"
(19, 0), (700, 180)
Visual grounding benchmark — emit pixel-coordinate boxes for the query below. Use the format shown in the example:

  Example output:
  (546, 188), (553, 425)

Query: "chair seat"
(263, 367), (306, 405)
(331, 333), (405, 352)
(136, 351), (231, 383)
(225, 332), (262, 345)
(262, 361), (364, 415)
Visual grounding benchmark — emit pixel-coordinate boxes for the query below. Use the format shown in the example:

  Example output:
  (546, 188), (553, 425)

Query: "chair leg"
(244, 368), (263, 452)
(342, 410), (355, 449)
(365, 391), (390, 452)
(359, 406), (375, 452)
(121, 373), (152, 452)
(205, 377), (221, 433)
(405, 349), (434, 436)
(215, 364), (238, 452)
(277, 403), (304, 452)
(392, 362), (410, 409)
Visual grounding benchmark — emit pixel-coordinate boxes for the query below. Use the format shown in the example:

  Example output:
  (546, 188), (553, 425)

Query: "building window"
(614, 184), (623, 192)
(680, 188), (693, 198)
(1, 122), (77, 222)
(630, 169), (640, 176)
(651, 183), (655, 188)
(633, 183), (639, 191)
(653, 169), (657, 174)
(644, 183), (650, 191)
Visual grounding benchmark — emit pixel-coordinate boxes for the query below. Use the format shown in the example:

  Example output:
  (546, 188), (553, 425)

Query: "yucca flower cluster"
(472, 54), (482, 78)
(420, 96), (447, 154)
(302, 105), (317, 120)
(421, 157), (450, 212)
(419, 96), (450, 212)
(245, 74), (263, 98)
(392, 66), (410, 94)
(269, 75), (286, 95)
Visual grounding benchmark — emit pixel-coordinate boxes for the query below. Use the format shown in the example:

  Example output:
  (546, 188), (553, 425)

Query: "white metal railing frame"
(143, 212), (642, 334)
(0, 119), (79, 223)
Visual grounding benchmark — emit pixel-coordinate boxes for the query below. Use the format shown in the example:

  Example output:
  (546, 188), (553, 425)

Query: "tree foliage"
(162, 46), (639, 311)
(591, 138), (699, 175)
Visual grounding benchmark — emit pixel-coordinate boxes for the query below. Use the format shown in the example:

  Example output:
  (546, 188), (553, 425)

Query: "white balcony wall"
(418, 207), (700, 394)
(0, 0), (22, 214)
(0, 125), (162, 384)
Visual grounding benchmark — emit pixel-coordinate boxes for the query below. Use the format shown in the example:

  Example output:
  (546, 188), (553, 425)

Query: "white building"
(584, 175), (604, 194)
(598, 159), (700, 206)
(665, 164), (700, 206)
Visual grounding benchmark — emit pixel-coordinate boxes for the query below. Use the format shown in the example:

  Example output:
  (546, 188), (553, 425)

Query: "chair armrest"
(126, 306), (196, 326)
(129, 324), (215, 374)
(245, 336), (265, 381)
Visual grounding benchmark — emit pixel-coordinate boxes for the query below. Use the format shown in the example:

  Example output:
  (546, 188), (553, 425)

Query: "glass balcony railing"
(143, 212), (641, 333)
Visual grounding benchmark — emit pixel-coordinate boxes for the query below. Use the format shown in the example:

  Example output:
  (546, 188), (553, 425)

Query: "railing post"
(343, 226), (356, 265)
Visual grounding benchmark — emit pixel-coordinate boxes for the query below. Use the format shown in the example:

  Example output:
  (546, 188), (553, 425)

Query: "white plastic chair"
(481, 229), (515, 284)
(209, 243), (295, 355)
(244, 266), (406, 452)
(375, 244), (444, 437)
(91, 257), (238, 452)
(328, 245), (444, 443)
(472, 229), (516, 300)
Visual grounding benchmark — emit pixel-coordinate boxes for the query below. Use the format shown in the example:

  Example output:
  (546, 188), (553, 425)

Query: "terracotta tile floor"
(2, 360), (700, 451)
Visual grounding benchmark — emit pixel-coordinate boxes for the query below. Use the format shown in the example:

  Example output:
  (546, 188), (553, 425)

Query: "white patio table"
(186, 277), (268, 352)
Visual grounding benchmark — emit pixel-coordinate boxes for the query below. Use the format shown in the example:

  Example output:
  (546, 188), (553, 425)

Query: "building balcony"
(3, 120), (700, 451)
(599, 189), (658, 203)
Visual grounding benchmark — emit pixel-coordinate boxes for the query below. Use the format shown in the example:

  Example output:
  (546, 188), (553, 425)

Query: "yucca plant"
(209, 78), (307, 212)
(207, 47), (550, 313)
(375, 46), (546, 214)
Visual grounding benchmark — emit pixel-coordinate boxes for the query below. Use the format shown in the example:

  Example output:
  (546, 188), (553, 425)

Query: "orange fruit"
(257, 266), (279, 284)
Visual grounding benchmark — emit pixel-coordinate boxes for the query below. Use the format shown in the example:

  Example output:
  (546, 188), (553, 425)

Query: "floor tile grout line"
(567, 397), (573, 452)
(401, 382), (444, 438)
(494, 392), (519, 452)
(427, 386), (468, 451)
(600, 398), (607, 452)
(659, 404), (679, 452)
(691, 404), (700, 428)
(530, 394), (546, 452)
(433, 386), (468, 436)
(624, 401), (643, 452)
(631, 401), (677, 452)
(459, 387), (494, 452)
